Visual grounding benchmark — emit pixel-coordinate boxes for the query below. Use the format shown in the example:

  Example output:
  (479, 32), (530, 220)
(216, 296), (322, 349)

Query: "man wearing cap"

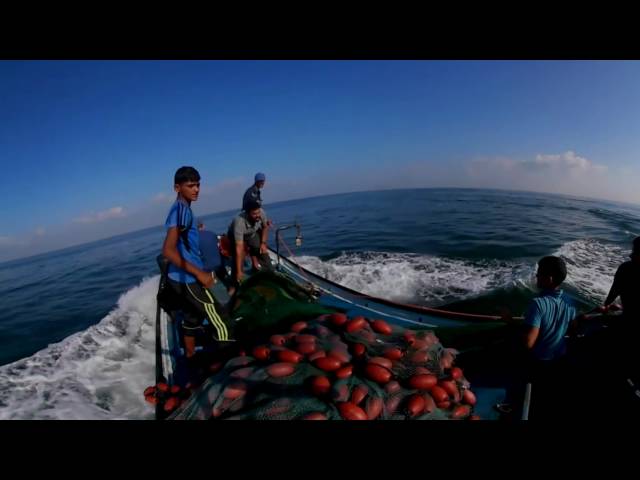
(242, 172), (272, 267)
(243, 172), (266, 212)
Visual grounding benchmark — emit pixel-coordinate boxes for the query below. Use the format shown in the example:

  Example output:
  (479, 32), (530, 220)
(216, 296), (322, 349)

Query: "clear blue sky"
(1, 60), (639, 261)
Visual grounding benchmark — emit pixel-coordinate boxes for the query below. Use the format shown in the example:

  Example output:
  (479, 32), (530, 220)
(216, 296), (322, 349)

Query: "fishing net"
(158, 311), (480, 420)
(228, 270), (337, 339)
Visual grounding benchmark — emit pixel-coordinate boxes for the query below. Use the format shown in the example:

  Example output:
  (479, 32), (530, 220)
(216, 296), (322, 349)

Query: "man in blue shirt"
(523, 256), (577, 362)
(161, 167), (235, 363)
(500, 256), (578, 418)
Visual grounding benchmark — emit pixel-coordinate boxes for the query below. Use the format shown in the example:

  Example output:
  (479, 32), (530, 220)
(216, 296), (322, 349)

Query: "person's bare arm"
(524, 325), (540, 350)
(603, 267), (622, 308)
(235, 241), (245, 282)
(162, 227), (213, 288)
(522, 301), (542, 351)
(259, 211), (270, 254)
(260, 227), (269, 254)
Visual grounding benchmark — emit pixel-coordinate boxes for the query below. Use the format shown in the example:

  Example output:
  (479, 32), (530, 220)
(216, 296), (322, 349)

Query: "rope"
(275, 233), (511, 322)
(278, 231), (314, 283)
(269, 222), (606, 324)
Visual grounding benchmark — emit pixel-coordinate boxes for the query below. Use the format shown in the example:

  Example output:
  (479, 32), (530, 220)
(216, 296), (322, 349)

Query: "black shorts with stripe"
(167, 278), (235, 342)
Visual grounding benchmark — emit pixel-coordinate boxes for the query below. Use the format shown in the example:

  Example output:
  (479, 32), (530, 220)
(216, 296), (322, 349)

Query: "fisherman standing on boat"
(522, 256), (577, 364)
(243, 172), (266, 212)
(227, 199), (271, 296)
(501, 256), (578, 418)
(161, 167), (235, 368)
(602, 236), (640, 321)
(242, 172), (273, 267)
(601, 236), (640, 385)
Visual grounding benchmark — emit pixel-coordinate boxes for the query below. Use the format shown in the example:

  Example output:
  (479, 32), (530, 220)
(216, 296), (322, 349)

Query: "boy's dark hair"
(538, 256), (567, 286)
(244, 199), (261, 212)
(174, 166), (201, 185)
(632, 236), (640, 255)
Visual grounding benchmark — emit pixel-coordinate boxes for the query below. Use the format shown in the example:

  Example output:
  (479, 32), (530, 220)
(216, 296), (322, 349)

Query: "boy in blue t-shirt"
(524, 256), (577, 362)
(161, 166), (235, 361)
(500, 256), (578, 417)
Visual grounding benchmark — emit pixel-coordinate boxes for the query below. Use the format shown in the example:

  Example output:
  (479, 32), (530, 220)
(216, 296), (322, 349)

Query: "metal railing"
(275, 222), (302, 269)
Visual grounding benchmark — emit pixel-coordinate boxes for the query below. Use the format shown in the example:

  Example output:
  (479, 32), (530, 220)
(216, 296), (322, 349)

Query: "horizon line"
(1, 185), (638, 267)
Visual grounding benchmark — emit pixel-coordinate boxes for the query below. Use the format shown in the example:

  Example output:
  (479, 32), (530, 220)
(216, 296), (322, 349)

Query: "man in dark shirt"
(242, 173), (272, 270)
(603, 236), (640, 320)
(602, 236), (640, 385)
(242, 172), (266, 211)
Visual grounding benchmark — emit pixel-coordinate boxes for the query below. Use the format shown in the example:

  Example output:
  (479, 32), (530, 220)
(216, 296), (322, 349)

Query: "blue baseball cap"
(255, 172), (266, 182)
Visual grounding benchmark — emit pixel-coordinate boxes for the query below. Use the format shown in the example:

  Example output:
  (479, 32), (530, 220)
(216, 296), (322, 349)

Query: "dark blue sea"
(1, 188), (638, 419)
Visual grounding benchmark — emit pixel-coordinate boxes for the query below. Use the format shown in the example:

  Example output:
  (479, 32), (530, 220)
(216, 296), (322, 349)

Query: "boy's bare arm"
(162, 227), (213, 288)
(523, 325), (539, 350)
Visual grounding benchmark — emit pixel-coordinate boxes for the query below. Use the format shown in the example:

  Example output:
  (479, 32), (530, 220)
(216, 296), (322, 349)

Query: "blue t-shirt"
(164, 199), (204, 284)
(524, 289), (577, 361)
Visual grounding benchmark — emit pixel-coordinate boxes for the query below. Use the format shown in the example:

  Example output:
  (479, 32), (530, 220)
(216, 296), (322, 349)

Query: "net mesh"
(167, 311), (478, 420)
